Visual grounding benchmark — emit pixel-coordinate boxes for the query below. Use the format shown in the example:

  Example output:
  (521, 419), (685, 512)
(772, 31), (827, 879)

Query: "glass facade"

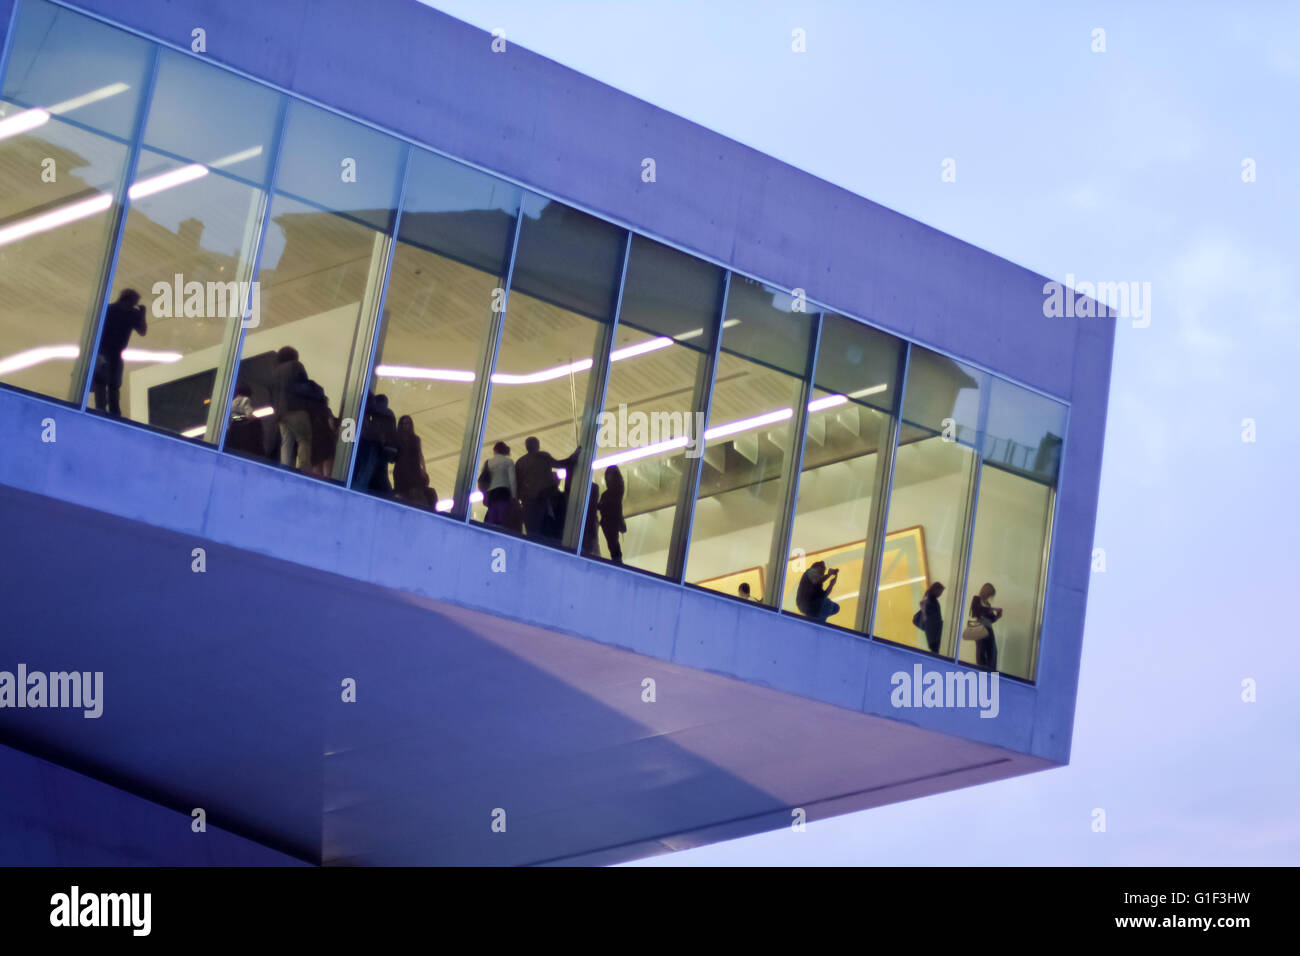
(873, 346), (987, 657)
(0, 3), (152, 402)
(0, 0), (1068, 683)
(684, 277), (815, 604)
(783, 314), (904, 631)
(105, 50), (281, 437)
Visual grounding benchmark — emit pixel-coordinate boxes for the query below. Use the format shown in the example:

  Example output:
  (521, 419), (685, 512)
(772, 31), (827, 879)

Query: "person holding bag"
(912, 581), (945, 654)
(964, 582), (1003, 672)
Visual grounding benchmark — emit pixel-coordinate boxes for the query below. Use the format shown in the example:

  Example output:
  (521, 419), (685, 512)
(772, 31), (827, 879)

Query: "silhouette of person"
(91, 289), (146, 417)
(480, 441), (518, 526)
(796, 560), (841, 623)
(305, 381), (337, 478)
(393, 415), (435, 509)
(271, 346), (313, 471)
(597, 465), (626, 564)
(917, 581), (945, 653)
(225, 382), (264, 456)
(969, 582), (1003, 671)
(356, 393), (397, 494)
(515, 436), (579, 541)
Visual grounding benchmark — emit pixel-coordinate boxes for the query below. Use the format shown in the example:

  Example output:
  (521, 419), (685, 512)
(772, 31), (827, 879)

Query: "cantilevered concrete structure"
(0, 0), (1113, 865)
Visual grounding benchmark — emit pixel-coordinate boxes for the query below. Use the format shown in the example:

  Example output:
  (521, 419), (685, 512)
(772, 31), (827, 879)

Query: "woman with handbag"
(965, 583), (1003, 672)
(913, 581), (945, 654)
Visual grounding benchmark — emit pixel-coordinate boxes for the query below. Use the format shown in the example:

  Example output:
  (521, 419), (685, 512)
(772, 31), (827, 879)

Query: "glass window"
(472, 194), (624, 546)
(355, 148), (521, 513)
(225, 101), (403, 481)
(94, 50), (282, 436)
(585, 235), (724, 575)
(873, 346), (987, 655)
(684, 276), (814, 604)
(782, 314), (903, 630)
(958, 381), (1066, 679)
(0, 2), (151, 402)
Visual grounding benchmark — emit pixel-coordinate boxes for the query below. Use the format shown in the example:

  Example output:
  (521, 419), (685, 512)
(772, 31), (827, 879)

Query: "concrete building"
(0, 0), (1114, 865)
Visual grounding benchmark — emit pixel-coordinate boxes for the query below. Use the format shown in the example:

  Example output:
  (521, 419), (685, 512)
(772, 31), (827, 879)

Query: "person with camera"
(91, 289), (147, 417)
(796, 560), (842, 624)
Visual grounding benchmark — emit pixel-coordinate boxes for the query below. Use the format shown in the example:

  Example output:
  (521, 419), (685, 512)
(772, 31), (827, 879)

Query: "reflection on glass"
(227, 101), (403, 480)
(472, 194), (624, 547)
(357, 149), (520, 513)
(958, 381), (1066, 679)
(684, 276), (814, 603)
(873, 347), (985, 654)
(782, 314), (902, 630)
(102, 51), (281, 435)
(0, 2), (150, 401)
(586, 235), (724, 575)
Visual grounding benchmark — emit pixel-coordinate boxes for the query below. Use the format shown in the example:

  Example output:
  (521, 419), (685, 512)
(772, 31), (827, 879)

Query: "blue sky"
(425, 0), (1300, 865)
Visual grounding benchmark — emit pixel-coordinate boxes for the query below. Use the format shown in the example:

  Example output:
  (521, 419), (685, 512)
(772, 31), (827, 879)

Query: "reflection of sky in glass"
(406, 150), (520, 216)
(984, 380), (1066, 455)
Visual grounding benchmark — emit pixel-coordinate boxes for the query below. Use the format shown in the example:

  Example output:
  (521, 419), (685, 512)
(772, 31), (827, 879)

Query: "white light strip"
(378, 319), (740, 387)
(608, 336), (672, 361)
(582, 384), (883, 471)
(592, 435), (690, 469)
(210, 145), (264, 169)
(807, 394), (849, 413)
(48, 82), (130, 116)
(0, 344), (79, 376)
(128, 162), (208, 200)
(703, 406), (793, 441)
(122, 348), (183, 363)
(0, 157), (216, 250)
(0, 83), (129, 143)
(491, 357), (592, 385)
(0, 192), (112, 248)
(0, 107), (50, 141)
(848, 384), (887, 399)
(672, 317), (740, 343)
(375, 363), (475, 383)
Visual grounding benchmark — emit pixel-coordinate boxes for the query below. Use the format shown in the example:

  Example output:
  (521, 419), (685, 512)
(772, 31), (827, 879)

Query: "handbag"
(912, 608), (926, 630)
(962, 619), (990, 643)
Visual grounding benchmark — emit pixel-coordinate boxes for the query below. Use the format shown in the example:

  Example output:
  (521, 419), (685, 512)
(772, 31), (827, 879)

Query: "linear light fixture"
(0, 82), (130, 142)
(128, 162), (208, 200)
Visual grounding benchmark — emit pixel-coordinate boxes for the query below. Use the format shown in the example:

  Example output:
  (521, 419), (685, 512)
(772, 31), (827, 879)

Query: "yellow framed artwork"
(694, 525), (932, 640)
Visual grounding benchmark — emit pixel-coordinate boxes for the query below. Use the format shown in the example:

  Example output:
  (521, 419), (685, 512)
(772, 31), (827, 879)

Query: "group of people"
(759, 558), (1006, 673)
(225, 346), (340, 478)
(353, 392), (438, 510)
(478, 437), (627, 562)
(89, 291), (345, 483)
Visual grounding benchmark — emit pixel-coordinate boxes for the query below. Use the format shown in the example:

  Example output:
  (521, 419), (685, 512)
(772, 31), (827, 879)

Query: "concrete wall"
(1, 386), (1057, 764)
(0, 743), (304, 865)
